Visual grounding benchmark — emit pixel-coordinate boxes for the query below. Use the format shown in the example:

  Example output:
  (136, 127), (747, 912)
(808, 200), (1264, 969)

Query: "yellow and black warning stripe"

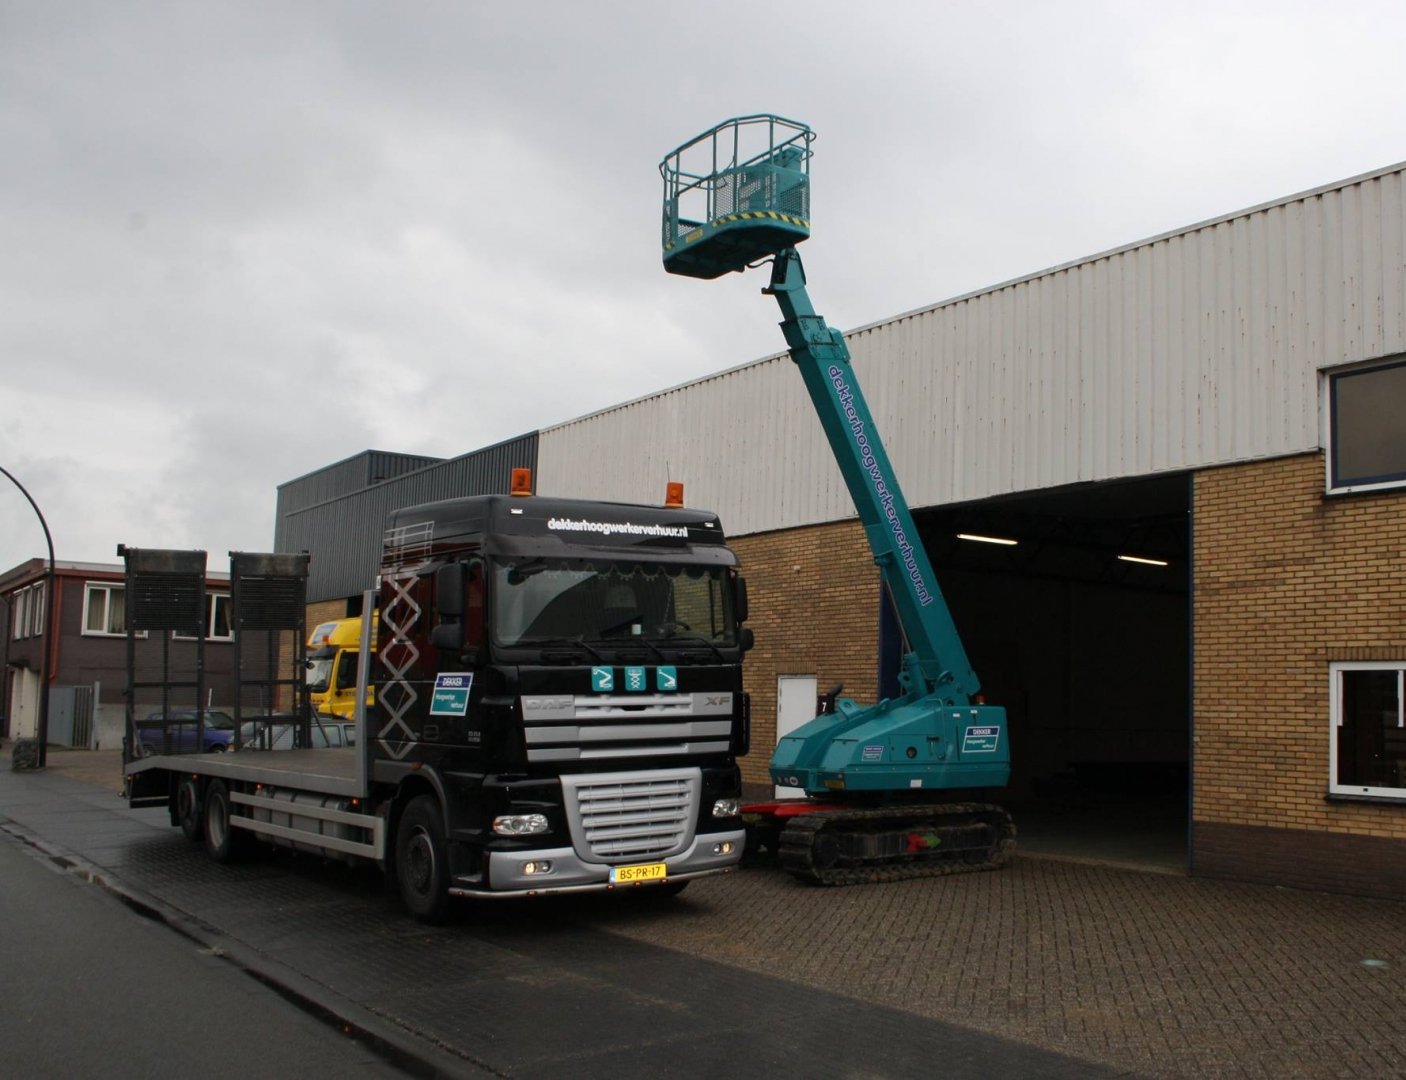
(714, 211), (810, 228)
(664, 211), (811, 250)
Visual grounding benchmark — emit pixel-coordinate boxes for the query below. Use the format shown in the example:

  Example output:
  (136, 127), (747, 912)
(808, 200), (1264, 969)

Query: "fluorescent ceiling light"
(1118, 554), (1169, 567)
(957, 533), (1018, 547)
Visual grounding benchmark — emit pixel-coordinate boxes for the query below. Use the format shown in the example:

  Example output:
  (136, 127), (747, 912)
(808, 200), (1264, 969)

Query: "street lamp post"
(0, 466), (56, 768)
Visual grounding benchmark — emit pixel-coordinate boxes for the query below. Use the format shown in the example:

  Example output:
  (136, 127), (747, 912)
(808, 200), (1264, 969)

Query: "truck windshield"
(493, 558), (734, 647)
(306, 656), (333, 693)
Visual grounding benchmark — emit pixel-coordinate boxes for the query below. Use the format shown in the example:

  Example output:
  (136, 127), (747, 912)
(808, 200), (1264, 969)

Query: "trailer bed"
(125, 747), (364, 798)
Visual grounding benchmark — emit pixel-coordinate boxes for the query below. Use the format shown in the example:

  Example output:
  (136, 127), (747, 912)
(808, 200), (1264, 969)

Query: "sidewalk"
(1, 743), (126, 792)
(4, 741), (1406, 1078)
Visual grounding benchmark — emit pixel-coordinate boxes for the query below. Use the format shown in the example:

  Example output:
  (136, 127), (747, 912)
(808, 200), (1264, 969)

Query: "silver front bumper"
(451, 827), (745, 897)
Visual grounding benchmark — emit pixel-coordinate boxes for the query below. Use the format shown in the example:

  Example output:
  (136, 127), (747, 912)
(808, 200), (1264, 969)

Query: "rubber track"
(777, 802), (1016, 886)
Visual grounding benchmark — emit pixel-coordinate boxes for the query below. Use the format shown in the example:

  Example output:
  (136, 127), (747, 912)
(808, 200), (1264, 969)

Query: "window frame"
(1324, 356), (1406, 495)
(172, 593), (234, 642)
(1329, 660), (1406, 799)
(81, 582), (143, 638)
(10, 582), (44, 640)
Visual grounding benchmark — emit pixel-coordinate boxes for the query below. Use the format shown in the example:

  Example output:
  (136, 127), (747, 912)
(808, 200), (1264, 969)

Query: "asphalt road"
(0, 835), (412, 1079)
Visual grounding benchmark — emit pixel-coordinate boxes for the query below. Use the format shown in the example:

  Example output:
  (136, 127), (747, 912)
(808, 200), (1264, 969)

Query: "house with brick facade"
(0, 559), (240, 749)
(278, 161), (1406, 899)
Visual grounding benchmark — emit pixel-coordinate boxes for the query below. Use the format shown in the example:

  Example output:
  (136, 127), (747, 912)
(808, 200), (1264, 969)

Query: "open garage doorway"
(893, 474), (1191, 872)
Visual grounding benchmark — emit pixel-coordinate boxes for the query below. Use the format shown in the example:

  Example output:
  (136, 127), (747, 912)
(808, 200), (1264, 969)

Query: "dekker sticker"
(962, 725), (1000, 753)
(430, 673), (474, 717)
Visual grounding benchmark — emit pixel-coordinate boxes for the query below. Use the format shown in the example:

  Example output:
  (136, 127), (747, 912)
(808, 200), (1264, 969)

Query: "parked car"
(137, 709), (237, 756)
(237, 716), (355, 751)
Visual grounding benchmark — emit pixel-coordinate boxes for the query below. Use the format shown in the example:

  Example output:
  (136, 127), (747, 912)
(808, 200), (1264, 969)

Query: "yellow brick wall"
(306, 599), (350, 629)
(1193, 452), (1406, 839)
(730, 519), (881, 790)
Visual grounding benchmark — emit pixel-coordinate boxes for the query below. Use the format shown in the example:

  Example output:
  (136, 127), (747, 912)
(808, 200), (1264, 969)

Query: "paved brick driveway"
(573, 848), (1406, 1078)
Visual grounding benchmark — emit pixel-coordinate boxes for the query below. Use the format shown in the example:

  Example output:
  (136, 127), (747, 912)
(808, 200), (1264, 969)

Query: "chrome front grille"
(520, 692), (734, 763)
(561, 769), (701, 861)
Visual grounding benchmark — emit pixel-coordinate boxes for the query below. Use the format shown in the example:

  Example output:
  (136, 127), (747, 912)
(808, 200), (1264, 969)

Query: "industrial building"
(277, 161), (1406, 898)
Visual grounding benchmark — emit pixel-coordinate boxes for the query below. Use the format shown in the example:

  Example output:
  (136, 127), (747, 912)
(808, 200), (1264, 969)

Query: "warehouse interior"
(902, 473), (1192, 871)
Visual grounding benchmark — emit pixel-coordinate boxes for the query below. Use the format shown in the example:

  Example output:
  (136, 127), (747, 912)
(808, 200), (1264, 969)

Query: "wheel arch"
(386, 772), (448, 856)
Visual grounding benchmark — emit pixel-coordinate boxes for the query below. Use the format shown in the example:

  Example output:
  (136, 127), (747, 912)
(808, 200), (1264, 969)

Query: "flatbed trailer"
(129, 746), (362, 794)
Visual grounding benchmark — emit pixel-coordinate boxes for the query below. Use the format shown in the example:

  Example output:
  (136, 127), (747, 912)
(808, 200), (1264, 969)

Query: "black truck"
(125, 486), (752, 921)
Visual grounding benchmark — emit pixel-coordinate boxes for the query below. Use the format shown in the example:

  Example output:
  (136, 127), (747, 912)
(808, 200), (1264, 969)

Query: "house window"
(83, 583), (127, 636)
(1330, 662), (1406, 798)
(211, 593), (231, 639)
(10, 582), (44, 640)
(173, 594), (234, 642)
(1326, 357), (1406, 493)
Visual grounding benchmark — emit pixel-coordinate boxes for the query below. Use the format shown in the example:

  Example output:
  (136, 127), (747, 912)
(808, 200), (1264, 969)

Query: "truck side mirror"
(436, 563), (465, 617)
(734, 576), (749, 624)
(430, 622), (465, 651)
(431, 561), (465, 650)
(739, 627), (755, 653)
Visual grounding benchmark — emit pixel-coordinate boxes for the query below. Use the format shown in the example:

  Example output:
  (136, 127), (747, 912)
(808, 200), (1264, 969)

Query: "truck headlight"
(711, 797), (740, 818)
(493, 813), (549, 836)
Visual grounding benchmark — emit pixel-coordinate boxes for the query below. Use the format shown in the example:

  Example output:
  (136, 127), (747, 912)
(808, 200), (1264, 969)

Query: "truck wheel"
(176, 776), (203, 842)
(395, 795), (451, 923)
(203, 779), (247, 863)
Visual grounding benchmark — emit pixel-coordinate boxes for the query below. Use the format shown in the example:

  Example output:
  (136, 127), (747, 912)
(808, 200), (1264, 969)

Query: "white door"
(10, 668), (38, 740)
(775, 674), (818, 800)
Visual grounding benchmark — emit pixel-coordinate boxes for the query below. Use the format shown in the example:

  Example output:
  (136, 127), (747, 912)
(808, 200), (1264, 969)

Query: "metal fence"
(48, 685), (94, 748)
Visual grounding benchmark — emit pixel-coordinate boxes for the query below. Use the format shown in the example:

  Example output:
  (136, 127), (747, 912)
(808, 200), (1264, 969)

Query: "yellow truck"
(305, 614), (376, 719)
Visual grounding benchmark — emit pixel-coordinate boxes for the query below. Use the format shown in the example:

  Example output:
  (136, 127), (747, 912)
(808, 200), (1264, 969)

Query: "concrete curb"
(0, 815), (499, 1079)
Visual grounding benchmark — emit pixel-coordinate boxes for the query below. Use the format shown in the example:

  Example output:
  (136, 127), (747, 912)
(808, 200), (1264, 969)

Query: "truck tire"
(203, 779), (247, 863)
(176, 776), (203, 842)
(395, 795), (451, 923)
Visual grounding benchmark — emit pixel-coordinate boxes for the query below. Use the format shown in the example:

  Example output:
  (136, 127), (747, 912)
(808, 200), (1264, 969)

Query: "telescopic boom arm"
(764, 248), (980, 706)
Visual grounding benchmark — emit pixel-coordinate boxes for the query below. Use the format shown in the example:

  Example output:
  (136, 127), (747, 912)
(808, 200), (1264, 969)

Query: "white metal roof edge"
(852, 158), (1406, 336)
(540, 158), (1406, 436)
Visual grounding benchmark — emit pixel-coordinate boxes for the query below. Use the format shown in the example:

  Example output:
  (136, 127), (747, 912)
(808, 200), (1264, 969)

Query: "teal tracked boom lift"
(660, 115), (1015, 884)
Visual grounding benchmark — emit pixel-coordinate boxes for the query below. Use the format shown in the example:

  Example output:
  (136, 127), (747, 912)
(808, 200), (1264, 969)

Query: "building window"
(1326, 357), (1406, 494)
(1330, 662), (1406, 798)
(173, 594), (234, 642)
(83, 583), (127, 637)
(10, 582), (44, 640)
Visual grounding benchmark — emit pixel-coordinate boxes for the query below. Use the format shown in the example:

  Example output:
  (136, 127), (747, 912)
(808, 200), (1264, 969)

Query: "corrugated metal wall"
(277, 436), (537, 602)
(277, 451), (444, 516)
(538, 164), (1406, 537)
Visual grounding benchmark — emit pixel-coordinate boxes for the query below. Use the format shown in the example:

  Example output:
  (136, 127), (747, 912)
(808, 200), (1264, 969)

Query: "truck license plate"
(610, 862), (667, 884)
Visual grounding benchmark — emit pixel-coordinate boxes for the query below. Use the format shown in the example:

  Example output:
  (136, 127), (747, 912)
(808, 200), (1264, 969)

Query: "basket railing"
(660, 114), (813, 249)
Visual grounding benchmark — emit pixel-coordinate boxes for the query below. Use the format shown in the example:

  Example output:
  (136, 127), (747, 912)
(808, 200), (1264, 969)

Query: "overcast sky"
(3, 0), (1405, 575)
